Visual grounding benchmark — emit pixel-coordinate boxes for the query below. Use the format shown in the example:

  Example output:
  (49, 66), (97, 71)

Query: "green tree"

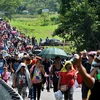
(20, 0), (60, 14)
(53, 0), (100, 51)
(0, 0), (21, 19)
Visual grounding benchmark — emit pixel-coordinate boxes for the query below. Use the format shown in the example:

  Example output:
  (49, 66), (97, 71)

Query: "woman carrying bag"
(58, 61), (77, 100)
(30, 56), (45, 100)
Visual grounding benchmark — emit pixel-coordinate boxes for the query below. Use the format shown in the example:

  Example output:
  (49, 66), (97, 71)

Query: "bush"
(12, 14), (35, 18)
(50, 16), (59, 24)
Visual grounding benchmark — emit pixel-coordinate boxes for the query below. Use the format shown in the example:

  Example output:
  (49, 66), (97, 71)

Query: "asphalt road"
(8, 76), (82, 100)
(26, 87), (82, 100)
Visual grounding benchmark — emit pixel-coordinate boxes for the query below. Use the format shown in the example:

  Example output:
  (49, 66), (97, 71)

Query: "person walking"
(13, 63), (31, 100)
(81, 50), (88, 66)
(42, 58), (51, 92)
(58, 61), (77, 100)
(30, 57), (45, 100)
(1, 67), (10, 83)
(0, 53), (8, 75)
(10, 53), (20, 73)
(50, 56), (63, 92)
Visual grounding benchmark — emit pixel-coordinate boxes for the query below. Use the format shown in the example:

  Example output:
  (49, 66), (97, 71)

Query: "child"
(1, 67), (10, 83)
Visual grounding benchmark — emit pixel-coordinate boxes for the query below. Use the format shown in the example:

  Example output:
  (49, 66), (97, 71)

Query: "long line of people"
(1, 18), (100, 100)
(1, 49), (98, 100)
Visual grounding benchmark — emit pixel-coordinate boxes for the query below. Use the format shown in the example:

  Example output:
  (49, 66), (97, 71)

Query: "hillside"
(10, 15), (75, 53)
(10, 14), (61, 42)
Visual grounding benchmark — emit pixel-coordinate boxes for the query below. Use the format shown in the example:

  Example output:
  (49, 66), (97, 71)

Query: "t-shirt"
(11, 58), (20, 71)
(0, 59), (5, 73)
(84, 61), (91, 74)
(0, 59), (5, 68)
(82, 57), (88, 66)
(2, 72), (10, 81)
(32, 67), (42, 84)
(59, 70), (76, 88)
(31, 59), (37, 65)
(16, 73), (27, 88)
(42, 60), (51, 74)
(52, 64), (63, 83)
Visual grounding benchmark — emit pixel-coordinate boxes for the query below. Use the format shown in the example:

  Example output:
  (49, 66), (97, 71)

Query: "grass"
(10, 14), (76, 53)
(10, 18), (61, 42)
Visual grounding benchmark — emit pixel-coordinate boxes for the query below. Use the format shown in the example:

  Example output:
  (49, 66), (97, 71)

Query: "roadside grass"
(10, 19), (61, 42)
(10, 15), (76, 53)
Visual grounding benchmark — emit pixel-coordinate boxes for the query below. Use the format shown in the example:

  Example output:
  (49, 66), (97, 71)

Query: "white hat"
(74, 54), (79, 59)
(3, 67), (8, 69)
(82, 50), (87, 53)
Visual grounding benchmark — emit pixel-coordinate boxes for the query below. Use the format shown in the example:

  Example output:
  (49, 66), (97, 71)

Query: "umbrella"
(16, 37), (22, 41)
(33, 49), (42, 55)
(38, 47), (67, 59)
(88, 51), (97, 55)
(11, 31), (17, 34)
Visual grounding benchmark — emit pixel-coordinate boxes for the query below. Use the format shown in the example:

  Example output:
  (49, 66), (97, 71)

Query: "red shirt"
(59, 70), (76, 88)
(31, 59), (37, 65)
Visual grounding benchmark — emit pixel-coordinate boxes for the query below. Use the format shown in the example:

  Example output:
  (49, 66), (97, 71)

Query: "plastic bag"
(54, 90), (63, 100)
(73, 79), (79, 90)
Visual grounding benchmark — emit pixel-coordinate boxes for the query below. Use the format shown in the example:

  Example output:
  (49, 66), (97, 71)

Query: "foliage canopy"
(53, 0), (100, 51)
(0, 0), (21, 19)
(17, 0), (60, 14)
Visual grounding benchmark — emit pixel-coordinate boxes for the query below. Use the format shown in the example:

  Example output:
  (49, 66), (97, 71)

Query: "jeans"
(17, 86), (27, 100)
(42, 77), (50, 91)
(32, 83), (42, 100)
(53, 82), (58, 92)
(63, 86), (74, 100)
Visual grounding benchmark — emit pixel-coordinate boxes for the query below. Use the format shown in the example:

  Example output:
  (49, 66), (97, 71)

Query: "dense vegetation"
(1, 0), (100, 52)
(0, 0), (21, 19)
(54, 0), (100, 51)
(10, 16), (58, 41)
(0, 0), (60, 18)
(16, 0), (60, 14)
(10, 16), (75, 53)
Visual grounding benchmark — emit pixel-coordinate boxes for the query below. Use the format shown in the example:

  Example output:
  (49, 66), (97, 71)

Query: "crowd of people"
(0, 18), (100, 100)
